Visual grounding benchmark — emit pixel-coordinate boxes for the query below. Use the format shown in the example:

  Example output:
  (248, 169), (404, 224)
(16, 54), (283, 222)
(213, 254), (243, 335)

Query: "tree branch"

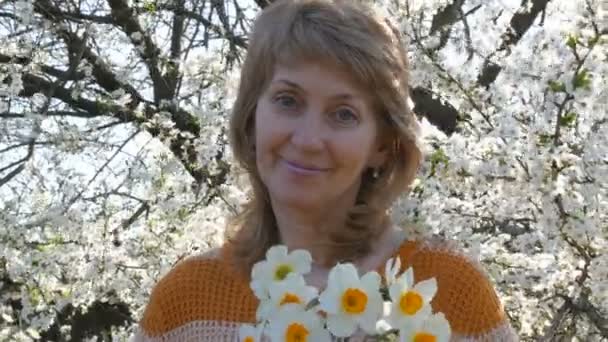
(20, 73), (120, 118)
(154, 3), (247, 48)
(429, 0), (465, 35)
(478, 0), (552, 87)
(252, 0), (272, 9)
(410, 87), (458, 135)
(33, 0), (146, 108)
(0, 139), (34, 188)
(106, 0), (169, 104)
(0, 110), (97, 119)
(0, 52), (85, 81)
(62, 128), (141, 213)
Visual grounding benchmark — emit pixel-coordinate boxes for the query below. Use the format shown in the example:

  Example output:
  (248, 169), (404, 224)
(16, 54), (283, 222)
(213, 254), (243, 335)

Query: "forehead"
(269, 60), (372, 99)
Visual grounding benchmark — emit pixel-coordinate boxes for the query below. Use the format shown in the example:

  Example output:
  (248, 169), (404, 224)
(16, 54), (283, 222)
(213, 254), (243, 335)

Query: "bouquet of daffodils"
(239, 246), (451, 342)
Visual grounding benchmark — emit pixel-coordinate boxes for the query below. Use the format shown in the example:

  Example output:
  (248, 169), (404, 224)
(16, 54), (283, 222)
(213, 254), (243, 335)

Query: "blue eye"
(332, 108), (359, 126)
(274, 94), (297, 109)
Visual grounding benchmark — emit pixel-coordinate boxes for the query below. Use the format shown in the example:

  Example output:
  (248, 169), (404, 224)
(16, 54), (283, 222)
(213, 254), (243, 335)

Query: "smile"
(282, 159), (329, 176)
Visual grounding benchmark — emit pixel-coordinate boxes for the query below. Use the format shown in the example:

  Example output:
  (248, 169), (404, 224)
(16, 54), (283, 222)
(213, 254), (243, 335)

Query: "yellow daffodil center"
(413, 332), (436, 342)
(244, 337), (255, 342)
(274, 264), (293, 280)
(280, 293), (302, 305)
(286, 322), (309, 342)
(400, 291), (423, 315)
(341, 288), (368, 314)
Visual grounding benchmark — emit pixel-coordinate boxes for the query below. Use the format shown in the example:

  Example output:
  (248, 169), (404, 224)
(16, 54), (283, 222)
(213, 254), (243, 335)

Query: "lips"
(282, 158), (329, 175)
(286, 160), (326, 171)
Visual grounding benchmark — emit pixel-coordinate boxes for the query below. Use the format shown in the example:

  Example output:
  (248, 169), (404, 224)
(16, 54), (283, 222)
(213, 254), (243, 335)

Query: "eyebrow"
(273, 79), (362, 101)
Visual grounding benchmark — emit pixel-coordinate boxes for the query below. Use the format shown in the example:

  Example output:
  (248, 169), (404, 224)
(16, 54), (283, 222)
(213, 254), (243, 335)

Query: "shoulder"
(138, 247), (258, 338)
(396, 236), (518, 340)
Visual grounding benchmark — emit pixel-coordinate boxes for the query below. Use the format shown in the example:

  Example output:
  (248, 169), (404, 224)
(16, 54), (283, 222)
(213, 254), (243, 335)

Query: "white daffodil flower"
(256, 273), (318, 322)
(250, 245), (312, 300)
(388, 267), (437, 332)
(399, 312), (451, 342)
(318, 263), (384, 337)
(384, 256), (402, 287)
(266, 304), (331, 342)
(238, 323), (264, 342)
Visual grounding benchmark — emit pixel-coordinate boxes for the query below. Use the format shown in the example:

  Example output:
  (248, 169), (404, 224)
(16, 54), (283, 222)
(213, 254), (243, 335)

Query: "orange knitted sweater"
(133, 238), (518, 341)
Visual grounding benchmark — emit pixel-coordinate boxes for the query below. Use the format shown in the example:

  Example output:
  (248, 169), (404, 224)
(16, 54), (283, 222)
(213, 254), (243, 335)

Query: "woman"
(134, 0), (518, 341)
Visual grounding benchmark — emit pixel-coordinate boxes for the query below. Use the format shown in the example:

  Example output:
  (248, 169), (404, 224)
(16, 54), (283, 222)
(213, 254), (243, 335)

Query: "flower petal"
(358, 293), (383, 333)
(250, 279), (268, 300)
(251, 261), (266, 279)
(289, 249), (312, 274)
(384, 257), (401, 286)
(266, 245), (288, 261)
(330, 263), (359, 288)
(359, 309), (382, 334)
(360, 272), (381, 293)
(398, 312), (452, 342)
(310, 328), (332, 342)
(326, 313), (358, 337)
(256, 300), (272, 321)
(402, 267), (414, 287)
(286, 273), (307, 286)
(238, 323), (261, 341)
(423, 312), (451, 342)
(318, 287), (340, 314)
(414, 278), (438, 301)
(416, 304), (433, 320)
(303, 286), (319, 303)
(388, 279), (406, 303)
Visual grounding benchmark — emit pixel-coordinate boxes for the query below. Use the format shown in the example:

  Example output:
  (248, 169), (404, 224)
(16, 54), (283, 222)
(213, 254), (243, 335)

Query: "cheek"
(333, 131), (377, 167)
(256, 105), (292, 147)
(254, 122), (269, 168)
(254, 104), (271, 150)
(340, 149), (370, 173)
(255, 121), (278, 156)
(254, 107), (284, 165)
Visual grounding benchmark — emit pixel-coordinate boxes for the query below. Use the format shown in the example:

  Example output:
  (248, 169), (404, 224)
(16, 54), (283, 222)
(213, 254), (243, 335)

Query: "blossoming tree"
(0, 0), (606, 340)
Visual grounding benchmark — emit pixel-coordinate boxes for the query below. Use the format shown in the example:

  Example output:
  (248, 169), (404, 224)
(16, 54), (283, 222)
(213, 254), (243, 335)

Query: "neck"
(272, 198), (350, 266)
(271, 181), (360, 266)
(304, 225), (404, 290)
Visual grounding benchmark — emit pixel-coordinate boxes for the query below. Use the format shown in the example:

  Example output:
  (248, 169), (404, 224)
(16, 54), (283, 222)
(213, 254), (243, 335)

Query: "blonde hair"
(226, 0), (421, 275)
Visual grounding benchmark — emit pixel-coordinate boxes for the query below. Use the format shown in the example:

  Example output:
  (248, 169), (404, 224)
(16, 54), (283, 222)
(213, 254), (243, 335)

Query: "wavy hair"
(226, 0), (421, 275)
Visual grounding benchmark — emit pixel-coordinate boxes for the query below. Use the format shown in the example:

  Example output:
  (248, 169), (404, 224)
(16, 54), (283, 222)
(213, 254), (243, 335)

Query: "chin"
(270, 188), (323, 209)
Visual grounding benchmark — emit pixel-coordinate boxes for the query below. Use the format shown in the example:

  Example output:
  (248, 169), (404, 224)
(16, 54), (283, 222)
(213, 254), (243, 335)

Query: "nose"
(290, 108), (324, 152)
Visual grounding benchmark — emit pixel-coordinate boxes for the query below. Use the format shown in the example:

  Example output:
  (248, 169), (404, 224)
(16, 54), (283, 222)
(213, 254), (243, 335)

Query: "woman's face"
(254, 60), (386, 210)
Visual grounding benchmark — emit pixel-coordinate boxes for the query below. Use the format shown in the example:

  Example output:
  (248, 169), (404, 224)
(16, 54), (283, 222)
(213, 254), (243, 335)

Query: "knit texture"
(134, 238), (518, 341)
